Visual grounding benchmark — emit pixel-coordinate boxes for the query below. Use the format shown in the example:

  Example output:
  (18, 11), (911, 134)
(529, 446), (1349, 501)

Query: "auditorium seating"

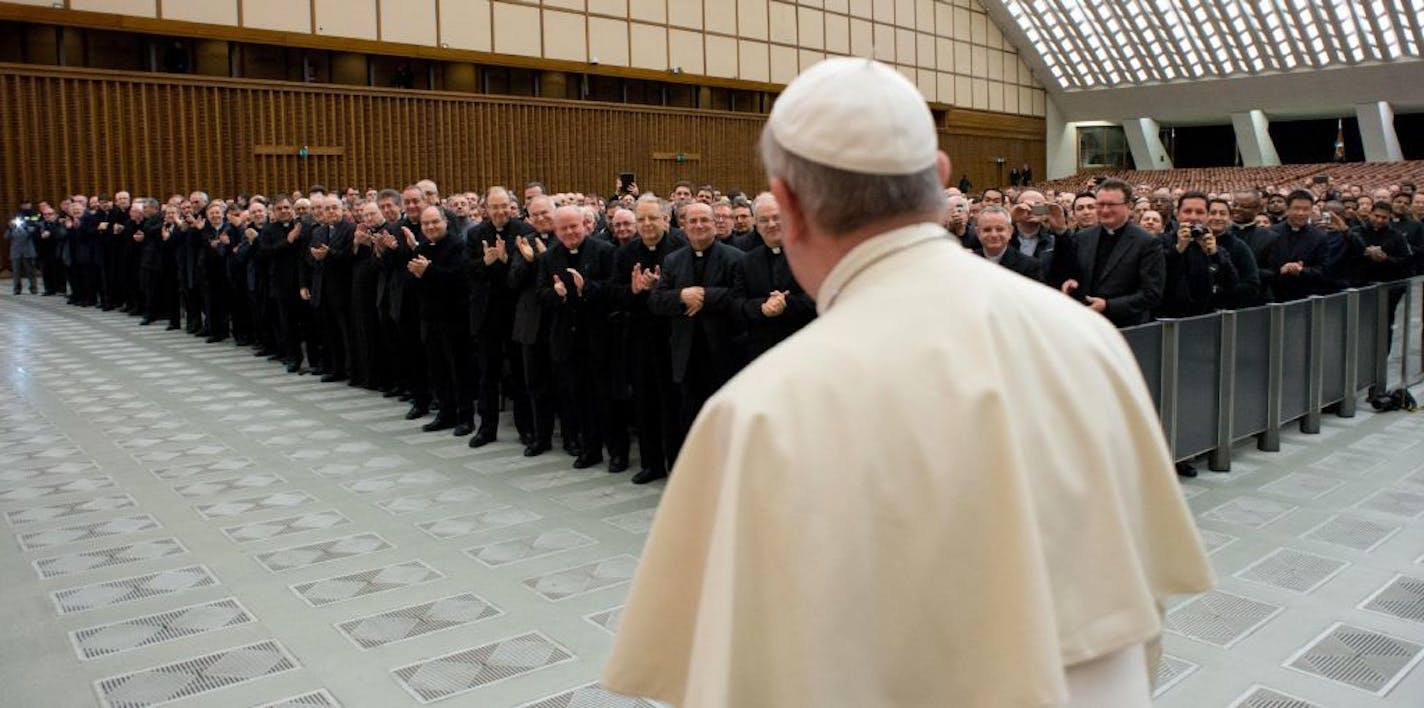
(1033, 161), (1424, 195)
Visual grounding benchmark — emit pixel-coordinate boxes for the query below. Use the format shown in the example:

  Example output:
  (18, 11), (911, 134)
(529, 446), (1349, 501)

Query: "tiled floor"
(1, 286), (1421, 707)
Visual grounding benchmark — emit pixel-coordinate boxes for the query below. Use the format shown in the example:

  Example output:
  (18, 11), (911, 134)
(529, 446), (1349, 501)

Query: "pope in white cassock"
(602, 57), (1214, 707)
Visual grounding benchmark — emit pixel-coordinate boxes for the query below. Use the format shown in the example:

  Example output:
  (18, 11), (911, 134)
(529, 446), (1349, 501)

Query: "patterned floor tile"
(95, 640), (298, 707)
(1152, 655), (1197, 698)
(375, 486), (491, 515)
(254, 533), (392, 573)
(336, 593), (502, 649)
(5, 494), (137, 526)
(33, 537), (188, 579)
(1233, 547), (1350, 594)
(194, 491), (317, 519)
(1301, 514), (1399, 552)
(518, 683), (659, 708)
(1165, 590), (1283, 648)
(1199, 496), (1298, 528)
(584, 607), (623, 635)
(391, 632), (574, 703)
(1228, 685), (1321, 708)
(290, 561), (444, 607)
(1357, 574), (1424, 623)
(417, 507), (543, 540)
(17, 514), (161, 551)
(253, 689), (343, 707)
(173, 473), (286, 498)
(52, 565), (220, 615)
(1257, 473), (1345, 501)
(1284, 623), (1423, 696)
(602, 509), (655, 536)
(551, 485), (659, 511)
(1353, 487), (1424, 518)
(465, 529), (598, 568)
(151, 457), (255, 480)
(0, 475), (115, 501)
(1196, 528), (1238, 555)
(340, 469), (447, 495)
(220, 510), (351, 543)
(70, 597), (255, 660)
(522, 555), (639, 602)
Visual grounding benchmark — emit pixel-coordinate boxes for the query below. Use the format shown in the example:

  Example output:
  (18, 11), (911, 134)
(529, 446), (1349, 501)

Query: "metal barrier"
(1123, 277), (1424, 469)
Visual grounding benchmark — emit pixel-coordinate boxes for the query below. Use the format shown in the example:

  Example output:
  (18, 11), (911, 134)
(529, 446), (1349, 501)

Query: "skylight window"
(995, 0), (1424, 90)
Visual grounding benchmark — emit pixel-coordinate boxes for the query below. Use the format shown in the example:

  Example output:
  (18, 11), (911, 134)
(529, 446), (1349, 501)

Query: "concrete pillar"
(1122, 117), (1173, 171)
(1045, 98), (1078, 180)
(1355, 102), (1404, 162)
(1230, 110), (1281, 167)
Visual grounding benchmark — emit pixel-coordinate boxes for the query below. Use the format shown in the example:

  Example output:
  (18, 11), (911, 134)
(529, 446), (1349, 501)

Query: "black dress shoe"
(573, 453), (604, 469)
(320, 373), (347, 383)
(468, 430), (497, 448)
(562, 440), (581, 457)
(422, 417), (455, 433)
(518, 432), (535, 446)
(452, 422), (475, 437)
(608, 456), (629, 474)
(631, 468), (668, 485)
(1176, 462), (1198, 478)
(405, 405), (429, 420)
(523, 440), (552, 457)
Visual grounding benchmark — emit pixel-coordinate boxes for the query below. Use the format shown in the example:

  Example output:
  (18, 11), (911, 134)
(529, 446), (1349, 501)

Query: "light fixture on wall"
(590, 56), (600, 65)
(670, 66), (683, 74)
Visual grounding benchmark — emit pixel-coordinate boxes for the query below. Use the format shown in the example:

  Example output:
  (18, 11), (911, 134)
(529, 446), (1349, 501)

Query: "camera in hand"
(1189, 224), (1207, 240)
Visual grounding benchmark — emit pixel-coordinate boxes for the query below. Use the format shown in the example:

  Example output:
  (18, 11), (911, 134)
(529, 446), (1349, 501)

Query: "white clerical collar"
(569, 248), (579, 254)
(818, 222), (949, 315)
(770, 246), (782, 255)
(694, 250), (705, 258)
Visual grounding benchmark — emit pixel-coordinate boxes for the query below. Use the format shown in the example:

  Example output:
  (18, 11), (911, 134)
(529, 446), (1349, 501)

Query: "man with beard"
(614, 197), (688, 485)
(537, 205), (627, 472)
(739, 194), (816, 359)
(466, 186), (535, 448)
(1264, 192), (1288, 223)
(649, 201), (746, 445)
(407, 207), (474, 435)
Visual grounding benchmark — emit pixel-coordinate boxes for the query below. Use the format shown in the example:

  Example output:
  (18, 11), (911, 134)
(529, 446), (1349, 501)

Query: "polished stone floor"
(0, 285), (1421, 708)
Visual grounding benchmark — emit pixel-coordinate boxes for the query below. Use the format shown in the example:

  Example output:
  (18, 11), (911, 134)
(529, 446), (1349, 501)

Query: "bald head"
(419, 205), (447, 241)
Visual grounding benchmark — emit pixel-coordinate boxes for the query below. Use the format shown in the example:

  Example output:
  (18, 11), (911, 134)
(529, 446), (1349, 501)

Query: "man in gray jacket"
(6, 202), (40, 294)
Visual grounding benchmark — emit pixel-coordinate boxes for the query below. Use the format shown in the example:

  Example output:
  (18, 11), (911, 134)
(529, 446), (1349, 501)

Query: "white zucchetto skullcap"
(767, 58), (938, 176)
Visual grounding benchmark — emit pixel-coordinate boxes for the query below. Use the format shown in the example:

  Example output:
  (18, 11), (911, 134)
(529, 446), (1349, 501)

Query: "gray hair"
(759, 127), (945, 236)
(637, 193), (671, 218)
(977, 205), (1011, 224)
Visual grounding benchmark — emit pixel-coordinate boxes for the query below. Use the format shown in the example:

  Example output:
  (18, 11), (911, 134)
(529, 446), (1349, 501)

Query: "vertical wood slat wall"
(0, 64), (773, 209)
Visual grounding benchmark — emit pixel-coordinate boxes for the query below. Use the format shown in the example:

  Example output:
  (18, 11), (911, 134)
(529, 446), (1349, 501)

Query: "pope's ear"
(937, 151), (951, 187)
(770, 178), (803, 245)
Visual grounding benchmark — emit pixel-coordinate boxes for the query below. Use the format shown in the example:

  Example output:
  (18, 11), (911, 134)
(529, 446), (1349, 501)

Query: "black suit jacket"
(508, 232), (556, 345)
(648, 241), (746, 383)
(309, 220), (355, 309)
(1258, 222), (1330, 302)
(738, 244), (815, 359)
(977, 246), (1043, 282)
(1071, 222), (1165, 327)
(466, 218), (533, 336)
(412, 234), (469, 323)
(536, 238), (617, 363)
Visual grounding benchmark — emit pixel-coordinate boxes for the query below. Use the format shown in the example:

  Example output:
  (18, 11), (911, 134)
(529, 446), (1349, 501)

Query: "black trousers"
(73, 261), (100, 305)
(422, 319), (474, 424)
(677, 331), (718, 450)
(521, 337), (571, 445)
(631, 334), (681, 473)
(140, 268), (164, 319)
(397, 310), (430, 406)
(41, 256), (66, 295)
(350, 285), (381, 386)
(556, 348), (630, 460)
(202, 271), (229, 338)
(475, 331), (532, 438)
(318, 293), (352, 376)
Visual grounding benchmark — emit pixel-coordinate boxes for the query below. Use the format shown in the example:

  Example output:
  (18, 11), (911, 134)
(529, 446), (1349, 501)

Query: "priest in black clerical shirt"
(1258, 190), (1332, 303)
(649, 201), (746, 446)
(739, 196), (815, 360)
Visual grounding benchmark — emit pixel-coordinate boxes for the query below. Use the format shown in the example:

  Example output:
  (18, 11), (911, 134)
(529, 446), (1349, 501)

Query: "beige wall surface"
(40, 0), (1047, 115)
